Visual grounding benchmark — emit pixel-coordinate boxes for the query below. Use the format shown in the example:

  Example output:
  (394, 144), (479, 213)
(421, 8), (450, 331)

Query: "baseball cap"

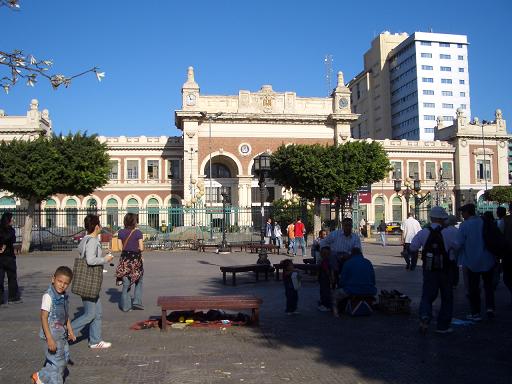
(430, 206), (448, 220)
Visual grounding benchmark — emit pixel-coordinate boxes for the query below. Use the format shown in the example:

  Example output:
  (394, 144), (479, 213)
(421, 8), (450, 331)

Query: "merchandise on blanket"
(345, 298), (373, 316)
(378, 289), (411, 314)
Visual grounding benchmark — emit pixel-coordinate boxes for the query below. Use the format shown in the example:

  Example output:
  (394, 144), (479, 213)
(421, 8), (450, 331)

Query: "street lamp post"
(254, 153), (271, 264)
(218, 186), (231, 254)
(393, 178), (421, 216)
(433, 167), (449, 206)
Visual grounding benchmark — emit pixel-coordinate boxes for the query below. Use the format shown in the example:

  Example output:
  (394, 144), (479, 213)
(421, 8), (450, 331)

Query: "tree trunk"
(313, 197), (322, 237)
(21, 198), (36, 254)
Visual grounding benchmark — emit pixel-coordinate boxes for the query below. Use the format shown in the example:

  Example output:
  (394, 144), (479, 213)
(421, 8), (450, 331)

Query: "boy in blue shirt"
(32, 266), (76, 384)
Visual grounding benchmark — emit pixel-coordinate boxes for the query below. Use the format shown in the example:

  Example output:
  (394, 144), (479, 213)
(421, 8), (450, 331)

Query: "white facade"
(391, 32), (471, 141)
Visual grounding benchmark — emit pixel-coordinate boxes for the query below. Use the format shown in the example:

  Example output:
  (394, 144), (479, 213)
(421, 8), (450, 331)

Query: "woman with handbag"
(115, 213), (144, 312)
(70, 214), (113, 349)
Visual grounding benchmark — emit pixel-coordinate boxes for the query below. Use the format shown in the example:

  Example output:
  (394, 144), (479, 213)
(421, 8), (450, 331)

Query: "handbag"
(71, 237), (104, 300)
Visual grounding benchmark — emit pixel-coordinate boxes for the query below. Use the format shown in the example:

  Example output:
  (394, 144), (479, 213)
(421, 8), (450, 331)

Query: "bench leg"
(232, 272), (236, 286)
(161, 309), (167, 332)
(223, 271), (226, 285)
(252, 307), (260, 325)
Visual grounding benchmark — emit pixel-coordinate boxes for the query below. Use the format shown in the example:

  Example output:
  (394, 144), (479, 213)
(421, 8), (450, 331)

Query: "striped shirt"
(320, 230), (362, 256)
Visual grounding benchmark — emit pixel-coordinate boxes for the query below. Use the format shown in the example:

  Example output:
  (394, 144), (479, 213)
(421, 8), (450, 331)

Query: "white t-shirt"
(41, 293), (52, 312)
(401, 217), (422, 243)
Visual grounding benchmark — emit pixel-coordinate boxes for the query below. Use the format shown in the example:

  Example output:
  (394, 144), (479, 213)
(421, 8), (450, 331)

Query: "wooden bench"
(157, 295), (263, 331)
(273, 263), (320, 280)
(246, 243), (280, 254)
(197, 243), (225, 252)
(220, 264), (274, 286)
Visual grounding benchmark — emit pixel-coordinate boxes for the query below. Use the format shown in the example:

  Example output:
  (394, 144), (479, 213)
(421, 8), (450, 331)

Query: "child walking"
(282, 259), (300, 314)
(317, 246), (332, 312)
(32, 266), (76, 384)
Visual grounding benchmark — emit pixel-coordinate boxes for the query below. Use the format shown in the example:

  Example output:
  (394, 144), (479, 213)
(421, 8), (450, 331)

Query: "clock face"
(239, 144), (251, 155)
(186, 93), (196, 106)
(339, 97), (349, 109)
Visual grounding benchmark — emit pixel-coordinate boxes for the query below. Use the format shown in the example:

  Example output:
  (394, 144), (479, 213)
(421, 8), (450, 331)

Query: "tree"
(0, 133), (110, 253)
(0, 0), (104, 93)
(484, 186), (512, 204)
(270, 141), (390, 235)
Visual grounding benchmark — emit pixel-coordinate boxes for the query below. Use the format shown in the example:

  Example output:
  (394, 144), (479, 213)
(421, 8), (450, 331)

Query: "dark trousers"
(467, 268), (495, 314)
(402, 244), (418, 270)
(318, 272), (332, 308)
(0, 256), (19, 302)
(285, 286), (298, 313)
(419, 269), (453, 330)
(503, 259), (512, 303)
(449, 260), (460, 287)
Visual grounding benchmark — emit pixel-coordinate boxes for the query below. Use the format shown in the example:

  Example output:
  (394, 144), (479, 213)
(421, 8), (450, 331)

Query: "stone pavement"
(1, 241), (511, 384)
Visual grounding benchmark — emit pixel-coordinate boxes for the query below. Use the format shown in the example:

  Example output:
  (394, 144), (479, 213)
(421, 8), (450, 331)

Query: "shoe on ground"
(486, 309), (495, 319)
(435, 327), (453, 334)
(8, 298), (23, 304)
(31, 372), (42, 384)
(89, 341), (112, 349)
(132, 304), (144, 310)
(317, 305), (331, 312)
(466, 314), (482, 322)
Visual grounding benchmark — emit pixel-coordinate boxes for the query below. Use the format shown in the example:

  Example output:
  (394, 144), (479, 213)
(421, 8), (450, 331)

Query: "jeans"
(293, 237), (306, 256)
(71, 297), (103, 345)
(275, 237), (282, 248)
(288, 238), (295, 253)
(285, 286), (298, 312)
(38, 338), (69, 384)
(0, 256), (19, 302)
(402, 244), (418, 269)
(419, 269), (453, 330)
(467, 268), (495, 315)
(379, 232), (386, 246)
(121, 275), (143, 312)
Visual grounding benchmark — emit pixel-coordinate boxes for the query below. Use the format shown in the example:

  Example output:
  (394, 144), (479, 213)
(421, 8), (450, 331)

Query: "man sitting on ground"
(332, 247), (377, 316)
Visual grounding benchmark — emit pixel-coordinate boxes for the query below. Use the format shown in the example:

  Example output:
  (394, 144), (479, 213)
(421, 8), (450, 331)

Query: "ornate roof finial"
(337, 71), (344, 87)
(183, 66), (199, 90)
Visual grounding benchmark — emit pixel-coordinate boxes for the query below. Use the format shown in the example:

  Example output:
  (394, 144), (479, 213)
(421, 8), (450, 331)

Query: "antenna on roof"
(324, 54), (333, 96)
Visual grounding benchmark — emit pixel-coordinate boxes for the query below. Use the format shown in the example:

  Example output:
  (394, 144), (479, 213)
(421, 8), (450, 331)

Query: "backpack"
(482, 217), (507, 260)
(422, 226), (448, 271)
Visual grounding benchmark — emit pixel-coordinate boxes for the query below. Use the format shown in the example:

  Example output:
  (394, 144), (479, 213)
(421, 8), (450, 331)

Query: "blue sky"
(1, 0), (511, 137)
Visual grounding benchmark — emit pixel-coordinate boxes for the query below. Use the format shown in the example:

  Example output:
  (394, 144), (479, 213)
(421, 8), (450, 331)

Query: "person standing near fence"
(273, 221), (283, 249)
(264, 218), (274, 245)
(286, 221), (295, 255)
(293, 217), (306, 257)
(71, 214), (114, 349)
(116, 213), (144, 312)
(0, 212), (22, 305)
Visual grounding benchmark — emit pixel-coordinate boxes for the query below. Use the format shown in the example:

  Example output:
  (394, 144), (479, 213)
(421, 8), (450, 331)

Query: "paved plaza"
(1, 239), (511, 384)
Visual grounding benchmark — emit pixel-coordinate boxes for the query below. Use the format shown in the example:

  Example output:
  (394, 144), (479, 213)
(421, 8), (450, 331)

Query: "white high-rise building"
(349, 31), (471, 141)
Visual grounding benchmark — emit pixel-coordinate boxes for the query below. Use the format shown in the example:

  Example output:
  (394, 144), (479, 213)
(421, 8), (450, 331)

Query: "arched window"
(205, 163), (231, 178)
(86, 198), (98, 214)
(374, 197), (384, 223)
(45, 199), (57, 228)
(106, 198), (119, 228)
(127, 198), (139, 215)
(392, 196), (402, 222)
(147, 198), (160, 229)
(65, 199), (78, 227)
(0, 196), (16, 207)
(168, 198), (183, 228)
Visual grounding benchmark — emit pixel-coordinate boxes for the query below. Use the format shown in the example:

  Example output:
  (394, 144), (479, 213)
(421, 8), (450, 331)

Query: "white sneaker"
(89, 341), (112, 349)
(317, 305), (331, 312)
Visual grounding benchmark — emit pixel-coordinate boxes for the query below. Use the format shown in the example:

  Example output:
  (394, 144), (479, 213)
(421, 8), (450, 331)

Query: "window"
(441, 162), (453, 180)
(457, 43), (463, 48)
(458, 55), (464, 60)
(460, 92), (466, 97)
(65, 199), (78, 227)
(206, 163), (231, 178)
(423, 90), (434, 95)
(459, 79), (465, 84)
(374, 196), (384, 222)
(442, 103), (453, 109)
(440, 54), (451, 59)
(423, 102), (435, 108)
(167, 159), (181, 179)
(126, 160), (139, 179)
(440, 66), (451, 72)
(250, 187), (274, 204)
(424, 127), (435, 133)
(109, 160), (119, 180)
(147, 160), (159, 180)
(408, 162), (419, 179)
(460, 104), (467, 109)
(391, 161), (402, 179)
(442, 116), (454, 121)
(459, 67), (465, 72)
(422, 77), (433, 83)
(392, 196), (403, 222)
(442, 91), (453, 96)
(422, 65), (433, 70)
(441, 78), (452, 84)
(425, 162), (436, 180)
(420, 41), (431, 46)
(421, 53), (432, 58)
(439, 42), (450, 47)
(424, 115), (435, 120)
(477, 159), (491, 181)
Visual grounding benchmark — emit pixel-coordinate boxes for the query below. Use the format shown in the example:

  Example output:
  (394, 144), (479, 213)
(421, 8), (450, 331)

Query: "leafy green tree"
(484, 186), (512, 204)
(0, 133), (110, 252)
(270, 141), (390, 235)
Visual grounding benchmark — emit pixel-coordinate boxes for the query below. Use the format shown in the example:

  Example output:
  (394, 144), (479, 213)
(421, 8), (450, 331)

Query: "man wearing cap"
(409, 206), (459, 334)
(457, 203), (497, 321)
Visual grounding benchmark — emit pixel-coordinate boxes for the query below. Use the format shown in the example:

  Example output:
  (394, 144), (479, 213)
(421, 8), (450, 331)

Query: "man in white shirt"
(401, 212), (422, 270)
